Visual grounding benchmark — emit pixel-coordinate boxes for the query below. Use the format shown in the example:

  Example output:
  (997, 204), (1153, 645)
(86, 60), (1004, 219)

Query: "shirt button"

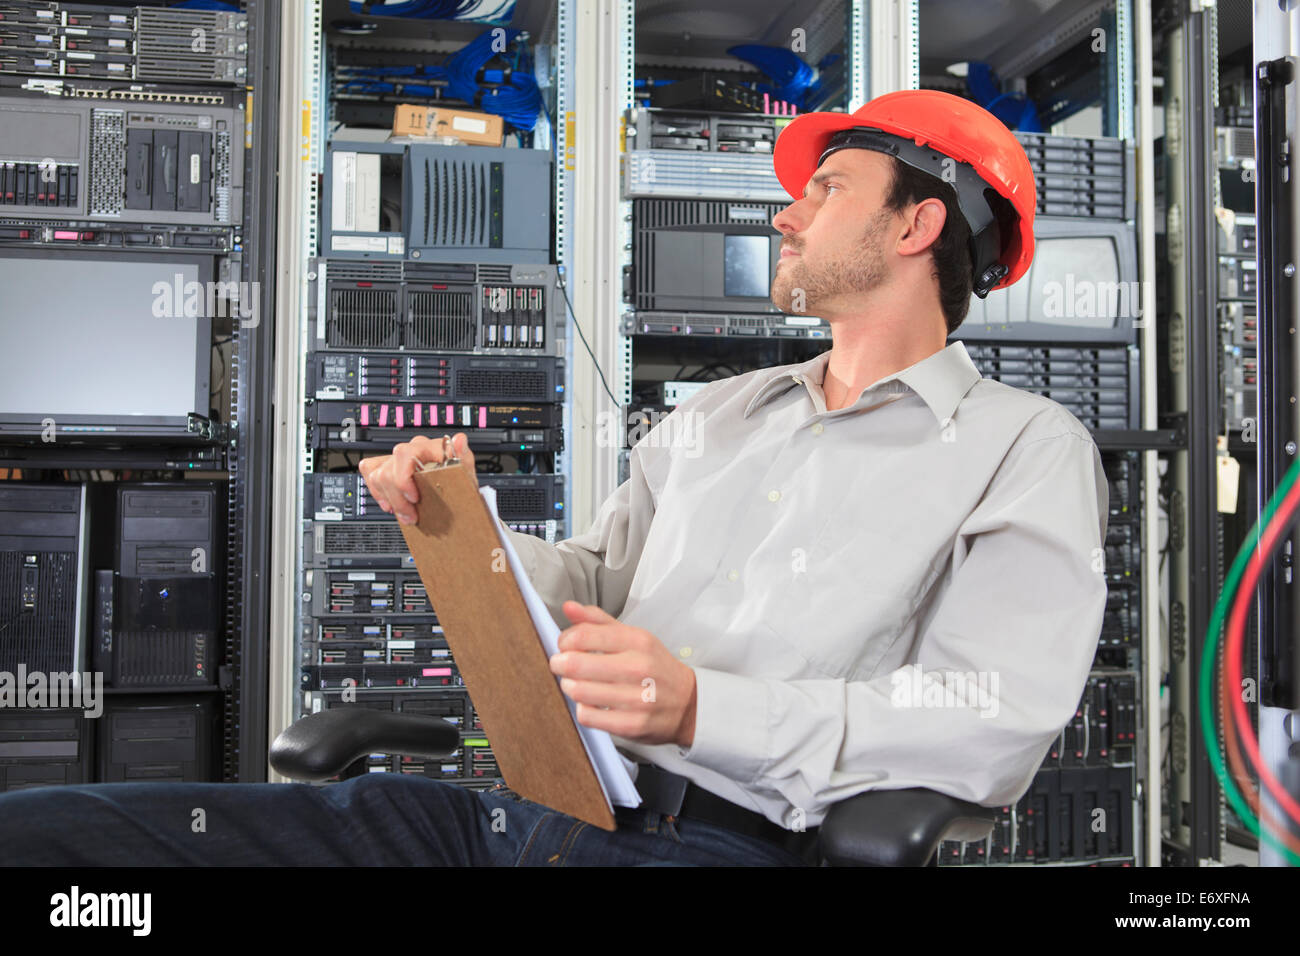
(727, 569), (739, 582)
(811, 422), (824, 435)
(678, 646), (693, 659)
(767, 489), (780, 502)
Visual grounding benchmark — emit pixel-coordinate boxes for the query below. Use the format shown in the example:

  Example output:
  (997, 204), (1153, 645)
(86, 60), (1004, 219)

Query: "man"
(0, 91), (1106, 867)
(359, 90), (1109, 864)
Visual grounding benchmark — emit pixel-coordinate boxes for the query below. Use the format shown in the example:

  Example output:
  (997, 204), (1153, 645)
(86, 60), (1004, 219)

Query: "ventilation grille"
(327, 287), (400, 348)
(323, 525), (407, 554)
(408, 290), (475, 350)
(422, 156), (489, 247)
(136, 10), (230, 45)
(136, 57), (216, 82)
(89, 109), (126, 216)
(636, 197), (783, 228)
(454, 369), (548, 400)
(327, 261), (403, 283)
(116, 631), (207, 684)
(494, 488), (547, 520)
(624, 150), (786, 201)
(0, 552), (78, 674)
(476, 265), (514, 283)
(213, 130), (232, 223)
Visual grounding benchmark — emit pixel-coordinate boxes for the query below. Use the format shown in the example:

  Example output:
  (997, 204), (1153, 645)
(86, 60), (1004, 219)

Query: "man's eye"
(824, 183), (841, 194)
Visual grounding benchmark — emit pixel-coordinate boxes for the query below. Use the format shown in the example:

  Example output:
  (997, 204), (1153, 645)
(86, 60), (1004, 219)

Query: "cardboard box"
(391, 104), (505, 147)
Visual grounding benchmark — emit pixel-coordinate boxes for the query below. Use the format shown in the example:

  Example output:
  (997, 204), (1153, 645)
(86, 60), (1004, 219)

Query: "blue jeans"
(0, 774), (812, 866)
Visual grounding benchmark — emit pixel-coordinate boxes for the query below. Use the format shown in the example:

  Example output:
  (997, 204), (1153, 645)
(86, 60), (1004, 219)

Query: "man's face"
(770, 149), (900, 315)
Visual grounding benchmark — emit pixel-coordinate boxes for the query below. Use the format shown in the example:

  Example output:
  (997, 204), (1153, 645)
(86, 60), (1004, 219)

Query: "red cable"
(1226, 467), (1300, 828)
(1221, 586), (1300, 851)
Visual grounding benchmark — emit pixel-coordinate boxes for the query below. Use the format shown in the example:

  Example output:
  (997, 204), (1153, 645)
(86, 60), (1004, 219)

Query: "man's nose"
(772, 198), (806, 236)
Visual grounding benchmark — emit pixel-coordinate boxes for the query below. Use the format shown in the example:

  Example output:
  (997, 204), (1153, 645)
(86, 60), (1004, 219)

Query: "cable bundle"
(964, 62), (1043, 133)
(335, 28), (543, 131)
(1203, 456), (1300, 864)
(725, 45), (839, 112)
(442, 28), (542, 130)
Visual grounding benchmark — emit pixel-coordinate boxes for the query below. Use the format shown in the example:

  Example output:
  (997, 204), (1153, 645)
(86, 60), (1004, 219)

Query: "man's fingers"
(562, 600), (618, 627)
(550, 647), (643, 683)
(558, 678), (642, 710)
(391, 437), (438, 498)
(558, 621), (633, 653)
(574, 704), (653, 738)
(453, 432), (475, 469)
(357, 434), (476, 524)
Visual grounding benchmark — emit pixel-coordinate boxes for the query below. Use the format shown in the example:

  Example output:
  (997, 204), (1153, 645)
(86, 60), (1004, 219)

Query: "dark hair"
(881, 157), (974, 335)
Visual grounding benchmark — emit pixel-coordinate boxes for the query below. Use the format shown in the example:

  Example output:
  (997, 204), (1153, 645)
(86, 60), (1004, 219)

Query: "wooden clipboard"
(396, 458), (617, 831)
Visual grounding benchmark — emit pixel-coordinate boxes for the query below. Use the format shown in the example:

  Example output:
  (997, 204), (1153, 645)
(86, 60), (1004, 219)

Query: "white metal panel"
(568, 0), (630, 531)
(868, 0), (918, 97)
(266, 0), (322, 781)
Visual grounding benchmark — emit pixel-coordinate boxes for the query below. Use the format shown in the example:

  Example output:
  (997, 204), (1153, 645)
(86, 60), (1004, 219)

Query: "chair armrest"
(817, 788), (998, 867)
(270, 708), (461, 782)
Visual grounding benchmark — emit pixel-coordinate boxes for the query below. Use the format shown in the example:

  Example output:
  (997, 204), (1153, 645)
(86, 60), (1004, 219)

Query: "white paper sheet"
(480, 486), (642, 810)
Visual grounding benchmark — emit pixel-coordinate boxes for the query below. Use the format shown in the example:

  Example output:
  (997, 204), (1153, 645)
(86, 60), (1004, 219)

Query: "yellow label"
(564, 111), (576, 171)
(301, 99), (311, 161)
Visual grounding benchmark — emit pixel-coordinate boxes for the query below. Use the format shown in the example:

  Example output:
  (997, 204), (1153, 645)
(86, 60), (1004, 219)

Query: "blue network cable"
(965, 62), (1043, 132)
(441, 28), (542, 130)
(335, 29), (543, 130)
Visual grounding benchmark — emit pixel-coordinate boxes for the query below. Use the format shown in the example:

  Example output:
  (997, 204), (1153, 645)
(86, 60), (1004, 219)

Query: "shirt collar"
(742, 340), (983, 426)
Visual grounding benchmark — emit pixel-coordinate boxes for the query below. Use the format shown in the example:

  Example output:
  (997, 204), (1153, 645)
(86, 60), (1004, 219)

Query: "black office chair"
(270, 708), (997, 866)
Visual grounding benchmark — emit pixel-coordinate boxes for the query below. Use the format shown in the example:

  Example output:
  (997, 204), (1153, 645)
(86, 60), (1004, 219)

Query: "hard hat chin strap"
(818, 127), (1010, 297)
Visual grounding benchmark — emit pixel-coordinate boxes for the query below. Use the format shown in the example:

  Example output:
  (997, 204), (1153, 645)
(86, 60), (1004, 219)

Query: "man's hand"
(549, 601), (697, 749)
(358, 433), (477, 525)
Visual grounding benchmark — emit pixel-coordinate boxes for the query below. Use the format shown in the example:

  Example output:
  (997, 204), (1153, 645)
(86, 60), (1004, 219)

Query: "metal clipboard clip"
(417, 434), (461, 472)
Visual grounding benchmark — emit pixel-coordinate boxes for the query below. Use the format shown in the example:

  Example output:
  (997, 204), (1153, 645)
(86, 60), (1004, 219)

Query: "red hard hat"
(772, 89), (1038, 293)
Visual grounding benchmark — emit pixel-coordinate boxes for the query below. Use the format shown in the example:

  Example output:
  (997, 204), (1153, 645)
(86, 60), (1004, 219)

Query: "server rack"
(0, 0), (278, 788)
(270, 0), (576, 787)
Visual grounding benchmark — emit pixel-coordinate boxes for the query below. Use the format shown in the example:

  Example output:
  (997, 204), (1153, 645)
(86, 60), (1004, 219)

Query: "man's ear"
(896, 197), (948, 258)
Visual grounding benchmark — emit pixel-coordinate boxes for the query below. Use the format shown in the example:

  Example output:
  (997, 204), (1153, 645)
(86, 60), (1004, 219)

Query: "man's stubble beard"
(771, 207), (894, 314)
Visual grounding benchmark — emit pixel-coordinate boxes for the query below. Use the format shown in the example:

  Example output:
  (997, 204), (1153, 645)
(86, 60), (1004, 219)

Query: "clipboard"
(396, 455), (618, 831)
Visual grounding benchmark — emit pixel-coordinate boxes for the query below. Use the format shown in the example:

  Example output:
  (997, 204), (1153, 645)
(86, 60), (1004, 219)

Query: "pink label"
(422, 667), (452, 677)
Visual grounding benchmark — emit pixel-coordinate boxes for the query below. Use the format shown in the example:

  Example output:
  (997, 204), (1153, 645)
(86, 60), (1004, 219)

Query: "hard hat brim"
(773, 111), (873, 202)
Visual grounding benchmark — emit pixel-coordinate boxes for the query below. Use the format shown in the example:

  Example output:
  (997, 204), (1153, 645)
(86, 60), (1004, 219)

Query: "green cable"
(1199, 455), (1300, 865)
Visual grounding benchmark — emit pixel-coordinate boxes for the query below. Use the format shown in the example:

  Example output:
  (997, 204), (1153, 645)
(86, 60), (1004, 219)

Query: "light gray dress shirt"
(505, 340), (1109, 831)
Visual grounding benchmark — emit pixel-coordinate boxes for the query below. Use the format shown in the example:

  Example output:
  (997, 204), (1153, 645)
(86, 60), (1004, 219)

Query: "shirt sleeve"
(502, 394), (704, 630)
(502, 454), (654, 631)
(678, 425), (1110, 820)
